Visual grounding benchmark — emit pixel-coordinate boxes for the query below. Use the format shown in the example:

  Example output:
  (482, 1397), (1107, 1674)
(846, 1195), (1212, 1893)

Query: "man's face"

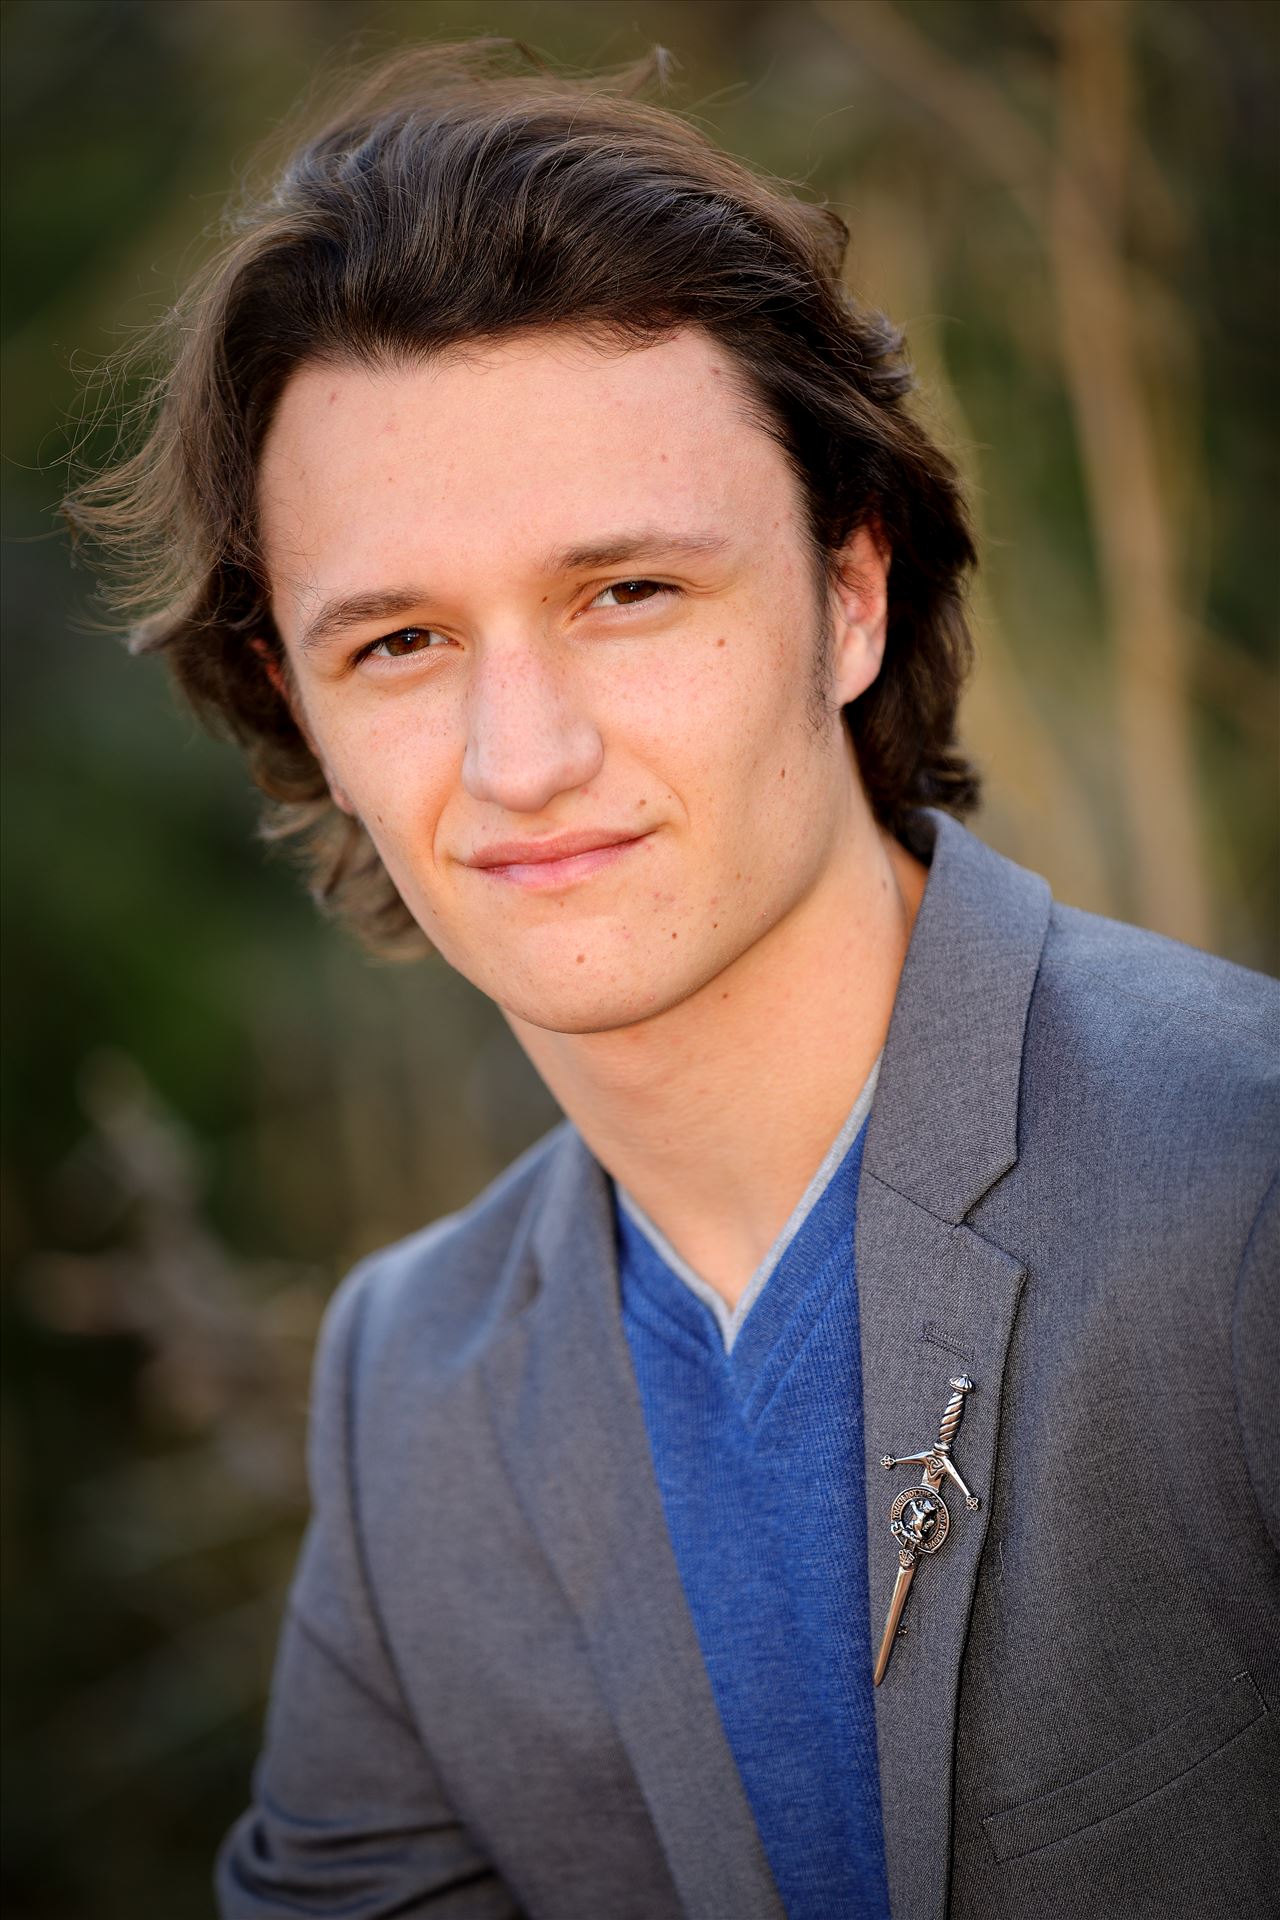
(258, 327), (885, 1034)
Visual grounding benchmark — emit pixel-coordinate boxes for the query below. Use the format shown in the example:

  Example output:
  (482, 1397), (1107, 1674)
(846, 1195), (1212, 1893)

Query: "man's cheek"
(335, 725), (445, 826)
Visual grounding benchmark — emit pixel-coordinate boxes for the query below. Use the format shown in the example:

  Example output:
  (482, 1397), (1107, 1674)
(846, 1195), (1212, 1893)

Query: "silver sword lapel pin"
(873, 1375), (979, 1686)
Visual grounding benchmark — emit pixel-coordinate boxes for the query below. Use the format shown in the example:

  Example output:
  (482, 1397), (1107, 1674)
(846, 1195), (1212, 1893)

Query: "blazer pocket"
(982, 1669), (1268, 1864)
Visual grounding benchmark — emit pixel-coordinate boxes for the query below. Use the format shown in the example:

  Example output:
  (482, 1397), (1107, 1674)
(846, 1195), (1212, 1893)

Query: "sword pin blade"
(873, 1557), (916, 1686)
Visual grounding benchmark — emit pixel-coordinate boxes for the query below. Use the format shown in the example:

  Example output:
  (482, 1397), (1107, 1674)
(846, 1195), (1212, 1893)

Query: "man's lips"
(463, 828), (652, 890)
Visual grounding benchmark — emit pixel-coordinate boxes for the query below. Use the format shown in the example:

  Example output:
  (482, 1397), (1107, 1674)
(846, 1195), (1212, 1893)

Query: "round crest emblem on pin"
(890, 1485), (950, 1555)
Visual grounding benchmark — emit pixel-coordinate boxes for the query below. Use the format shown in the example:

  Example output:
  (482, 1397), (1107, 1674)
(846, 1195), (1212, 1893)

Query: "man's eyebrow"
(545, 529), (732, 572)
(297, 533), (731, 651)
(299, 588), (434, 653)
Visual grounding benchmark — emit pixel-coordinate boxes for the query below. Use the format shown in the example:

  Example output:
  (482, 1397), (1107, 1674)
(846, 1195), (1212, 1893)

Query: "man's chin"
(434, 927), (732, 1039)
(498, 983), (670, 1040)
(487, 952), (714, 1040)
(405, 925), (668, 1032)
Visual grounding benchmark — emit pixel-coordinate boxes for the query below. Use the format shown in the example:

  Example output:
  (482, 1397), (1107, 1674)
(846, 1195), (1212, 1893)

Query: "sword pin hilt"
(935, 1375), (974, 1454)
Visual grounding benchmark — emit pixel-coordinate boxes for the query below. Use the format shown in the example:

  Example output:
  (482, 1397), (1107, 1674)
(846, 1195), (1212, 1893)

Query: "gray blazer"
(218, 812), (1280, 1920)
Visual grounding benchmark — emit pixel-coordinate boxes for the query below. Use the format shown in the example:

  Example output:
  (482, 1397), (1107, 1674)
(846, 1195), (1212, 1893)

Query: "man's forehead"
(258, 326), (797, 604)
(265, 326), (752, 456)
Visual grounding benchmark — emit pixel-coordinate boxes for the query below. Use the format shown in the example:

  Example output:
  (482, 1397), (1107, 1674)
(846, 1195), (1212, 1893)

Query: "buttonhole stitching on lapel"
(921, 1321), (975, 1365)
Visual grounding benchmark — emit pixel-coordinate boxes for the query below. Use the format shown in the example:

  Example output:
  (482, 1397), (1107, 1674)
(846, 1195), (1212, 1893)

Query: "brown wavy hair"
(65, 40), (980, 954)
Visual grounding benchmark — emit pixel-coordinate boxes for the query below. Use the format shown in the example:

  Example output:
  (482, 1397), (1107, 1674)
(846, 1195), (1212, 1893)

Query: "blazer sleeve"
(215, 1263), (523, 1919)
(1233, 1169), (1280, 1562)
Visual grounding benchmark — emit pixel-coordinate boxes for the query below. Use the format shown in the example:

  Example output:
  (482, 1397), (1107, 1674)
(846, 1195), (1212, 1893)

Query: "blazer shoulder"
(1041, 901), (1280, 1047)
(1024, 902), (1279, 1167)
(319, 1120), (571, 1399)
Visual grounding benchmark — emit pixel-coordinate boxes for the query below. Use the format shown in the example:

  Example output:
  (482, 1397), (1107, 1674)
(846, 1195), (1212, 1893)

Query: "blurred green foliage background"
(1, 1), (1276, 1913)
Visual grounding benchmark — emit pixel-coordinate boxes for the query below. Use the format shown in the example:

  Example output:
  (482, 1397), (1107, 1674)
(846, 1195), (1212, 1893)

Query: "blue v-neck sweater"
(614, 1109), (890, 1920)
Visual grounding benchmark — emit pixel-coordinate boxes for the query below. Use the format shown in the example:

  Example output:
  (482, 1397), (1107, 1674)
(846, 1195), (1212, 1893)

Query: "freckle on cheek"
(716, 638), (726, 649)
(576, 954), (585, 964)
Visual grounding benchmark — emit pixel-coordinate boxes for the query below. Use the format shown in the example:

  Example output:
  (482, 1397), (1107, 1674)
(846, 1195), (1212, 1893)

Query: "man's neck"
(509, 815), (927, 1310)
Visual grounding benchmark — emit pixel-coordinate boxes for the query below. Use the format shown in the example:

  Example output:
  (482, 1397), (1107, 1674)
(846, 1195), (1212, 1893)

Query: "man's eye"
(365, 627), (446, 660)
(590, 579), (671, 609)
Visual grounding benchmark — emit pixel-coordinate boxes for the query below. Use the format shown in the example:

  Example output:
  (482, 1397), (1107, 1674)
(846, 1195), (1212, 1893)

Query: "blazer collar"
(524, 809), (1052, 1272)
(865, 808), (1051, 1221)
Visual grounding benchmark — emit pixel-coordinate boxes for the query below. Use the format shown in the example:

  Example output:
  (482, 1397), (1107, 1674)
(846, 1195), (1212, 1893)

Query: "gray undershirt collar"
(616, 1053), (882, 1354)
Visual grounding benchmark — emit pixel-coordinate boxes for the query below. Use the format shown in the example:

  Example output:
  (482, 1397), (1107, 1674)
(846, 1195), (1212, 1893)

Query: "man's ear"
(827, 522), (891, 709)
(249, 638), (356, 816)
(250, 636), (290, 703)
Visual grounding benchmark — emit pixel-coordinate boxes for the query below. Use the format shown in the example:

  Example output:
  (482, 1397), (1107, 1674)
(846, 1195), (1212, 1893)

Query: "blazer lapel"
(859, 1181), (1026, 1920)
(481, 1126), (784, 1920)
(858, 812), (1052, 1920)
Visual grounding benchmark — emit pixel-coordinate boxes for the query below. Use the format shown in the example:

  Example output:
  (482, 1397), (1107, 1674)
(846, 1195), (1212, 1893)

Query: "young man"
(71, 46), (1277, 1920)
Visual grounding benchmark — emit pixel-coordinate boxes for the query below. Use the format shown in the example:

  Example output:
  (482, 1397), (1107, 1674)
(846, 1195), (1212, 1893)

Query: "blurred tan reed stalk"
(816, 0), (1216, 949)
(847, 186), (1117, 917)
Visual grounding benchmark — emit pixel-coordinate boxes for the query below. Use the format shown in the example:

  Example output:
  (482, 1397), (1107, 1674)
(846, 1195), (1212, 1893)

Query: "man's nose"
(461, 643), (605, 814)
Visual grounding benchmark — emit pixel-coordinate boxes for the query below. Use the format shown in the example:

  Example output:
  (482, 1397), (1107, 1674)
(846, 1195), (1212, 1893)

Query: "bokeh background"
(2, 0), (1276, 1912)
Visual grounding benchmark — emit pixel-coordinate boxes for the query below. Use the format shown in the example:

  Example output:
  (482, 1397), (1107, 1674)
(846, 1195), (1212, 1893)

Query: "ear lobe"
(249, 638), (356, 816)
